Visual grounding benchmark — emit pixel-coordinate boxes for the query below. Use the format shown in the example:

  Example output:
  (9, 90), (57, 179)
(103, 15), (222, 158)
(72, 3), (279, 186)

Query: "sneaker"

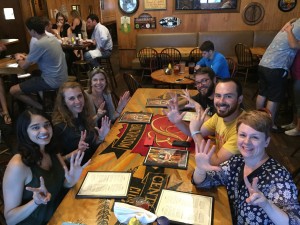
(281, 122), (296, 130)
(285, 128), (300, 136)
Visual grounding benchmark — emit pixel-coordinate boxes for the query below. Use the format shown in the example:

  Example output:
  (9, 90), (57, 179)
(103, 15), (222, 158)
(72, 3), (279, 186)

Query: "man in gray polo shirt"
(11, 16), (67, 110)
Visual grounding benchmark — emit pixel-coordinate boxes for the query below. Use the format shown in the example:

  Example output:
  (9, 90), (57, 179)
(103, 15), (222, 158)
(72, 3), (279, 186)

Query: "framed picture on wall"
(118, 0), (139, 14)
(278, 0), (297, 12)
(174, 0), (240, 14)
(144, 0), (167, 10)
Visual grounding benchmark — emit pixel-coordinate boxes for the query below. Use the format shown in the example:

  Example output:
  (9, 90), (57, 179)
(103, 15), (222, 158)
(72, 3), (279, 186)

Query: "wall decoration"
(119, 0), (139, 15)
(71, 5), (81, 15)
(134, 13), (156, 29)
(121, 16), (131, 33)
(278, 0), (297, 12)
(159, 17), (181, 28)
(174, 0), (240, 14)
(144, 0), (167, 10)
(242, 2), (265, 25)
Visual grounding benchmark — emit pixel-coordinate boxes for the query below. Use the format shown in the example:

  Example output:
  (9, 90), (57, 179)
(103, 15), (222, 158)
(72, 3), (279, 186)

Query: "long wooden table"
(48, 88), (232, 225)
(0, 57), (25, 75)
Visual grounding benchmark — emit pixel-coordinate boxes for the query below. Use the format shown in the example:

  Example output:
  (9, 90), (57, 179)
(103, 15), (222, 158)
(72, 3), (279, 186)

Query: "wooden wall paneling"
(116, 0), (300, 68)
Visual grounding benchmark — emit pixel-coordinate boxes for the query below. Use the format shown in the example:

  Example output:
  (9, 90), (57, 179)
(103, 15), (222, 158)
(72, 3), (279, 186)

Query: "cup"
(78, 34), (82, 40)
(188, 62), (195, 74)
(173, 64), (180, 75)
(179, 61), (185, 74)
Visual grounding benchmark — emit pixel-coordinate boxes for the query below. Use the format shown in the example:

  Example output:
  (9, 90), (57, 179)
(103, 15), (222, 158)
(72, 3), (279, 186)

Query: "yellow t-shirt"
(203, 112), (244, 154)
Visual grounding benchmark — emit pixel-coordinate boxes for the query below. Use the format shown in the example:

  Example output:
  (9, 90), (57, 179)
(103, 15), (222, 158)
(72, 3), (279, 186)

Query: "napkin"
(113, 202), (157, 224)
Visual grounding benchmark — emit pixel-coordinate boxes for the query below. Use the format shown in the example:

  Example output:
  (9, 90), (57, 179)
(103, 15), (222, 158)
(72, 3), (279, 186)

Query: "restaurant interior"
(0, 0), (300, 224)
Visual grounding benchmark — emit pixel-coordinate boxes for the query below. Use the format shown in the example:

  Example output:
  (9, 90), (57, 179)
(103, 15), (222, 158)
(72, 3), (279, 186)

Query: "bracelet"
(33, 199), (41, 206)
(191, 130), (201, 137)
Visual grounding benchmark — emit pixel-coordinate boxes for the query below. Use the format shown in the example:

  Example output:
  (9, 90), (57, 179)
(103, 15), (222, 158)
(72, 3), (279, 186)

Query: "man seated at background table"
(165, 78), (244, 165)
(10, 16), (68, 110)
(84, 14), (113, 67)
(195, 40), (230, 79)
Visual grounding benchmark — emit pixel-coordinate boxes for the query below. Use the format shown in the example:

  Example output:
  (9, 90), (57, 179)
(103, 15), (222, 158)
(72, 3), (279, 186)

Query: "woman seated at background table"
(2, 108), (89, 225)
(191, 110), (300, 225)
(52, 81), (111, 164)
(85, 67), (130, 124)
(52, 12), (71, 40)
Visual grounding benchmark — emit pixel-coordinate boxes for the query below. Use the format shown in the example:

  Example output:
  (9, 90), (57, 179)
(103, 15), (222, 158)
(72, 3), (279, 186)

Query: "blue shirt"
(196, 51), (230, 78)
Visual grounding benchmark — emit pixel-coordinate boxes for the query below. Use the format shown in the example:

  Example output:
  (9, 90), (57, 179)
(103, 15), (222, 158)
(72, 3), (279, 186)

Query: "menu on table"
(119, 112), (153, 124)
(76, 171), (132, 198)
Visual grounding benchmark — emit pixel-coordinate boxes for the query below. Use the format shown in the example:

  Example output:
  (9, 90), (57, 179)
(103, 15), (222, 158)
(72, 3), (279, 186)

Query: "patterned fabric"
(195, 155), (300, 225)
(259, 19), (300, 71)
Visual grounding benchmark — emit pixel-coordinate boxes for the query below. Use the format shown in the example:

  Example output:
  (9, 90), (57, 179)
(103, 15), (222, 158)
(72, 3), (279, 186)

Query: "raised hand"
(64, 151), (90, 187)
(116, 91), (131, 113)
(97, 101), (107, 118)
(195, 139), (221, 172)
(95, 116), (111, 141)
(244, 177), (268, 208)
(26, 177), (51, 205)
(189, 107), (210, 134)
(181, 89), (202, 112)
(163, 100), (186, 124)
(78, 130), (89, 152)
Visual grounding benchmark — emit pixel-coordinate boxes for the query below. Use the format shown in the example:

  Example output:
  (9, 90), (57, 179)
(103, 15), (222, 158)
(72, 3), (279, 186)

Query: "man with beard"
(166, 78), (243, 165)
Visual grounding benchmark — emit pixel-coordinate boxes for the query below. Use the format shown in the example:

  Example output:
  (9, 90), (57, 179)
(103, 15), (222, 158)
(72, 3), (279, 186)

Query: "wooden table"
(0, 57), (25, 75)
(153, 47), (197, 59)
(62, 42), (93, 60)
(250, 47), (266, 58)
(0, 38), (19, 45)
(48, 88), (232, 225)
(151, 67), (194, 88)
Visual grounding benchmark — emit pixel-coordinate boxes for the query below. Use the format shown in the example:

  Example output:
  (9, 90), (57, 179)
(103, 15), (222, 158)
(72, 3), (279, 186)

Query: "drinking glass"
(179, 61), (185, 74)
(188, 62), (195, 74)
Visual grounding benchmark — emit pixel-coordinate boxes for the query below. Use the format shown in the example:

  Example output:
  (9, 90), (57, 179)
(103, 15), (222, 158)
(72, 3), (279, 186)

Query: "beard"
(215, 101), (239, 118)
(197, 82), (214, 98)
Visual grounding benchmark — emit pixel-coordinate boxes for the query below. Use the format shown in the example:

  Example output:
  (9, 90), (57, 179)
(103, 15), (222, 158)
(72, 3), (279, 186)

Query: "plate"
(159, 17), (181, 28)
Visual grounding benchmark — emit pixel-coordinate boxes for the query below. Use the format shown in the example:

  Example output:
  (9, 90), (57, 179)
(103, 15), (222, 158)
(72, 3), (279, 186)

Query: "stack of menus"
(119, 112), (153, 123)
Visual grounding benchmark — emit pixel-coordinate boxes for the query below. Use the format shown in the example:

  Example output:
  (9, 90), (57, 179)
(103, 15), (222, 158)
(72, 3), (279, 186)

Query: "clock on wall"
(118, 0), (139, 15)
(242, 2), (265, 26)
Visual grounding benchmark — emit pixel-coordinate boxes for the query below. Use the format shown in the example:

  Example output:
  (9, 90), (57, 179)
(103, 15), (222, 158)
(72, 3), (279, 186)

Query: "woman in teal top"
(2, 108), (89, 225)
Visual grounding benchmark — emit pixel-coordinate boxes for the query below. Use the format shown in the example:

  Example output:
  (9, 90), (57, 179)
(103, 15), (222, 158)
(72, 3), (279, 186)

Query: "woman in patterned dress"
(191, 110), (300, 225)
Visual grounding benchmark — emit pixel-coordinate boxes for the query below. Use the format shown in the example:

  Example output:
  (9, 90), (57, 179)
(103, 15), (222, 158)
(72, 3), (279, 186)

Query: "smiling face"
(27, 114), (52, 148)
(63, 87), (85, 117)
(91, 73), (107, 93)
(214, 81), (242, 119)
(194, 73), (214, 97)
(237, 123), (270, 160)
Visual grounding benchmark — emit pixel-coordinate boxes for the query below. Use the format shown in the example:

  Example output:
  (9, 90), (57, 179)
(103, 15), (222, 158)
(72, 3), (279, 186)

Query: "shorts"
(19, 76), (53, 94)
(258, 66), (288, 102)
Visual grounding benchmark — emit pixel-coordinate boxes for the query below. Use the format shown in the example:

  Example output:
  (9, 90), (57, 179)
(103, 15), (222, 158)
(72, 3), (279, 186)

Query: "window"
(4, 8), (15, 20)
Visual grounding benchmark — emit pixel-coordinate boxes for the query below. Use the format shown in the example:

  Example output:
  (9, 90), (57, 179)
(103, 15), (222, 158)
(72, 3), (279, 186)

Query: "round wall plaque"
(242, 2), (265, 26)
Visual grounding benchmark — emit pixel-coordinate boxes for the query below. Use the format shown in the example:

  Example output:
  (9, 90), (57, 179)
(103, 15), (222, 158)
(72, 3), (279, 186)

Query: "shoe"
(271, 126), (285, 133)
(285, 128), (300, 136)
(281, 122), (296, 130)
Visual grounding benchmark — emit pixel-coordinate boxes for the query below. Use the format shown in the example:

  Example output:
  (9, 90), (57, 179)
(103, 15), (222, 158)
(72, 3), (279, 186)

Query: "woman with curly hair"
(2, 108), (89, 225)
(52, 81), (111, 164)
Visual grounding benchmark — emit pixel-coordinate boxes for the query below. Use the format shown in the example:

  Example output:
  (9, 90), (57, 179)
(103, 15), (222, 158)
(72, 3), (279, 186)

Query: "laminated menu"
(119, 112), (153, 123)
(146, 98), (169, 108)
(155, 189), (213, 225)
(143, 147), (189, 170)
(76, 171), (132, 198)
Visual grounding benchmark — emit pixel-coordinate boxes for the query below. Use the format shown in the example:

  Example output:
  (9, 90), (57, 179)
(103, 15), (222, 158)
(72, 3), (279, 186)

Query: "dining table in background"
(250, 47), (267, 59)
(151, 67), (195, 88)
(48, 88), (233, 225)
(0, 57), (25, 75)
(0, 38), (19, 46)
(61, 41), (93, 60)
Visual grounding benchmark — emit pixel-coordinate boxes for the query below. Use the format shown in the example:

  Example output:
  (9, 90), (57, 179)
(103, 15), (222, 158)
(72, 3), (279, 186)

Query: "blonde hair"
(87, 67), (111, 94)
(236, 110), (272, 139)
(52, 82), (94, 131)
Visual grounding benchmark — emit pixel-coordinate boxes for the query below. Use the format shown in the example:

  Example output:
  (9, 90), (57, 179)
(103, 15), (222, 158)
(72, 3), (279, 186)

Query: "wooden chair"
(158, 53), (172, 69)
(123, 73), (142, 96)
(188, 47), (202, 63)
(160, 47), (182, 64)
(226, 57), (237, 78)
(235, 43), (259, 83)
(137, 47), (159, 82)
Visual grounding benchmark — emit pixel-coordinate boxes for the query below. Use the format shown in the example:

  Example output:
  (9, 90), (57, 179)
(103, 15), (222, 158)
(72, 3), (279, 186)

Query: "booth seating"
(131, 30), (278, 70)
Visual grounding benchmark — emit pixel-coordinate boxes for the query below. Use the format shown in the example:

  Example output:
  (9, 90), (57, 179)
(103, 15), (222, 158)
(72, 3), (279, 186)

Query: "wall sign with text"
(134, 13), (156, 29)
(144, 0), (167, 10)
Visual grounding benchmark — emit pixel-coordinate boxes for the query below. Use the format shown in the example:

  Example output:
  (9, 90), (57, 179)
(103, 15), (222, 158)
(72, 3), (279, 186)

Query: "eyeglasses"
(194, 78), (209, 86)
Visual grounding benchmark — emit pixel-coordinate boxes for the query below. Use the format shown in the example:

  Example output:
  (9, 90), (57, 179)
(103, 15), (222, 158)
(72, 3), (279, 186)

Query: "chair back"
(226, 57), (237, 77)
(160, 47), (182, 64)
(123, 73), (142, 96)
(188, 47), (202, 63)
(158, 53), (172, 69)
(138, 47), (159, 69)
(235, 43), (254, 67)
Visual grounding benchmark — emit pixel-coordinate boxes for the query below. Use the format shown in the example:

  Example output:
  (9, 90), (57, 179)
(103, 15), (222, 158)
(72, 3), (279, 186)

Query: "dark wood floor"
(0, 45), (299, 220)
